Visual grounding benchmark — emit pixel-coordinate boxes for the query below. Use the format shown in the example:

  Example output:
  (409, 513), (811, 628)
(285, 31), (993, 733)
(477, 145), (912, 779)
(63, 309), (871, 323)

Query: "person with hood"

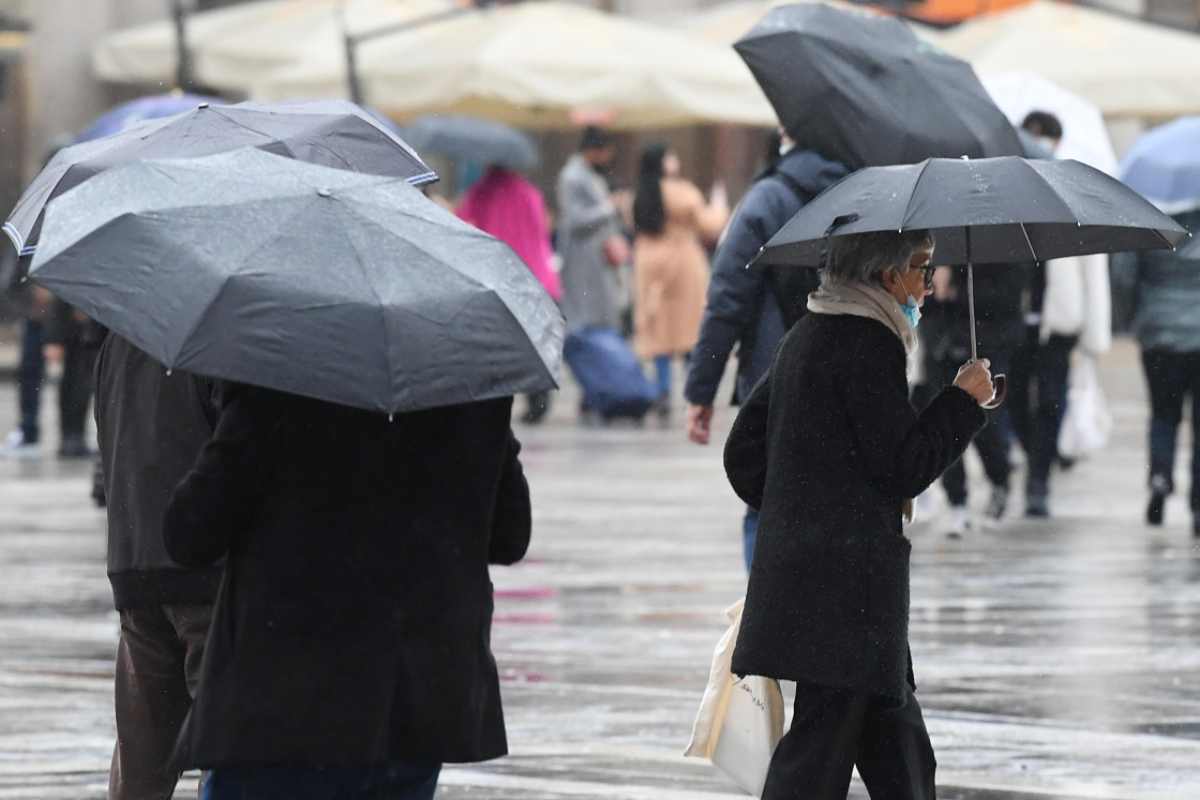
(631, 143), (729, 421)
(458, 164), (562, 424)
(93, 334), (222, 799)
(1112, 210), (1200, 536)
(724, 230), (993, 799)
(684, 129), (848, 567)
(162, 384), (531, 799)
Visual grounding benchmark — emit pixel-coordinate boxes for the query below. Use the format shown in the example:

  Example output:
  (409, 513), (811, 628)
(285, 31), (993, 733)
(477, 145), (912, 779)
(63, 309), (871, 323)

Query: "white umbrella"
(253, 1), (776, 130)
(92, 0), (451, 93)
(938, 1), (1200, 118)
(981, 71), (1119, 176)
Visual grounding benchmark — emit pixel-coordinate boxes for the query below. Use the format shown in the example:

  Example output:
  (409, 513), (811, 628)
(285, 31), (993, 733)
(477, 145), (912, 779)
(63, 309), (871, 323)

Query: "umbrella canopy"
(756, 157), (1187, 268)
(92, 0), (452, 94)
(401, 115), (538, 171)
(75, 92), (222, 143)
(253, 1), (776, 129)
(981, 72), (1119, 176)
(29, 149), (564, 415)
(1120, 117), (1200, 215)
(937, 1), (1200, 118)
(676, 0), (947, 46)
(5, 99), (436, 257)
(733, 3), (1022, 170)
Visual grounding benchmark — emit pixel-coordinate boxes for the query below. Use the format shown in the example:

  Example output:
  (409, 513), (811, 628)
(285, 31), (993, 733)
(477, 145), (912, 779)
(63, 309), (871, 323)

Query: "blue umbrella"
(1120, 117), (1200, 215)
(75, 93), (222, 143)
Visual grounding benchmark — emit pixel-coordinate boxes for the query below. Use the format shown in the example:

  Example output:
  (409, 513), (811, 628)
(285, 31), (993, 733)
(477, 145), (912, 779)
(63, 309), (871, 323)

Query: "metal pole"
(339, 1), (365, 105)
(966, 226), (978, 362)
(169, 0), (193, 91)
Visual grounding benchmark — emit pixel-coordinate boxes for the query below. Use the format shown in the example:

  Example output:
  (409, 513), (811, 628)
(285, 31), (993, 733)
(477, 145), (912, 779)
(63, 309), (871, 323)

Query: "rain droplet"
(165, 368), (172, 376)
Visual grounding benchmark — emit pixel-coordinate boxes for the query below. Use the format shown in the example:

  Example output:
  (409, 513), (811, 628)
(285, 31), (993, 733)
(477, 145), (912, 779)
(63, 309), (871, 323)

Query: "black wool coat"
(725, 314), (985, 700)
(163, 385), (531, 769)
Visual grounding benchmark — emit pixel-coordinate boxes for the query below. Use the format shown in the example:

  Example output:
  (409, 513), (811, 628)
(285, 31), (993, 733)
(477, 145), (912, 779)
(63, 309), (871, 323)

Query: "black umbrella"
(5, 99), (437, 257)
(755, 156), (1188, 405)
(29, 149), (564, 415)
(734, 4), (1022, 169)
(401, 115), (539, 172)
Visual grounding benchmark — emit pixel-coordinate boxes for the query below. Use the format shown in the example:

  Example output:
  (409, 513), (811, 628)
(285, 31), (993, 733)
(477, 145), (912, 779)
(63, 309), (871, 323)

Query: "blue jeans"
(201, 763), (441, 800)
(18, 318), (44, 442)
(743, 508), (759, 571)
(652, 354), (672, 399)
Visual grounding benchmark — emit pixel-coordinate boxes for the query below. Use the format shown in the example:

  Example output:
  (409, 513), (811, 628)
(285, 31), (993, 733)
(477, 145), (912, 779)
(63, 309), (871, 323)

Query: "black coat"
(163, 385), (531, 769)
(685, 148), (848, 407)
(725, 314), (984, 700)
(94, 335), (222, 610)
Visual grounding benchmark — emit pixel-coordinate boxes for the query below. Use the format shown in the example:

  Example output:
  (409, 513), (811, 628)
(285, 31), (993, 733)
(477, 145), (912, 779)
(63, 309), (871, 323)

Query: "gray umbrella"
(400, 115), (539, 172)
(5, 99), (438, 257)
(29, 149), (563, 415)
(734, 4), (1022, 169)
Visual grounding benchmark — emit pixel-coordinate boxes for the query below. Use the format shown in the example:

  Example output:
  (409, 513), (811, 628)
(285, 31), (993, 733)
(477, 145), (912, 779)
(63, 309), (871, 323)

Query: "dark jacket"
(725, 314), (984, 700)
(920, 263), (1028, 366)
(94, 335), (222, 610)
(684, 148), (848, 406)
(163, 385), (531, 769)
(1111, 209), (1200, 353)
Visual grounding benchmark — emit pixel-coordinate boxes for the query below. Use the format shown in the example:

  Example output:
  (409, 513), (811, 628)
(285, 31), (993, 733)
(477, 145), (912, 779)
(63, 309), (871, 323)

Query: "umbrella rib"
(900, 159), (937, 231)
(338, 207), (398, 410)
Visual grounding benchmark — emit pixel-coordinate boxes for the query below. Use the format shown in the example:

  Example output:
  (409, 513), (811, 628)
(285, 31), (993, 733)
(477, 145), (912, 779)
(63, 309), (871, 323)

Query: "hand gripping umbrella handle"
(965, 233), (1006, 410)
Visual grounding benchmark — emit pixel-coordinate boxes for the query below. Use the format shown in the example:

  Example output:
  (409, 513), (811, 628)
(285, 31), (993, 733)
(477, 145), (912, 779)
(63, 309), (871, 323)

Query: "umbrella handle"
(982, 373), (1007, 410)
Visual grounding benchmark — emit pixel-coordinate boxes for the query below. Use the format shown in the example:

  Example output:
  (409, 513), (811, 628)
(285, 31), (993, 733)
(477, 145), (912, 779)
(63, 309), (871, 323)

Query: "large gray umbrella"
(29, 149), (563, 415)
(5, 99), (437, 257)
(400, 115), (539, 171)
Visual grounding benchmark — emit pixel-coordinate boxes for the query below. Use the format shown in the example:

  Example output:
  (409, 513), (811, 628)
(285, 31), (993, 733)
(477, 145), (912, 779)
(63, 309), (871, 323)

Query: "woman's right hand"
(954, 359), (994, 406)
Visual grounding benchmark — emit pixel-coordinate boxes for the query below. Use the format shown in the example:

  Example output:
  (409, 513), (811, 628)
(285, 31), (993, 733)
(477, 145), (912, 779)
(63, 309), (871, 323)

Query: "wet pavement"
(1, 339), (1199, 798)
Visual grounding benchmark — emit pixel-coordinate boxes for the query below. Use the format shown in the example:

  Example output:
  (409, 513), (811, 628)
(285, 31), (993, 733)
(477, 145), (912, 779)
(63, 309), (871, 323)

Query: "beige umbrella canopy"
(252, 1), (777, 130)
(938, 0), (1200, 118)
(93, 0), (451, 93)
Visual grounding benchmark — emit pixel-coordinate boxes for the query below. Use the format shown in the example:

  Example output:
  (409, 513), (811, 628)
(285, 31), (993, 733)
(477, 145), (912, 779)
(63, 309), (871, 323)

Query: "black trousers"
(1141, 348), (1200, 509)
(59, 340), (100, 441)
(1009, 332), (1077, 488)
(762, 683), (936, 800)
(921, 352), (1012, 506)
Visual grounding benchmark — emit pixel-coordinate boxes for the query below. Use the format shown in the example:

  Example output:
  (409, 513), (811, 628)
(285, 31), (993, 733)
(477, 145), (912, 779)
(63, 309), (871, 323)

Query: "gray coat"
(556, 154), (622, 332)
(1112, 209), (1200, 353)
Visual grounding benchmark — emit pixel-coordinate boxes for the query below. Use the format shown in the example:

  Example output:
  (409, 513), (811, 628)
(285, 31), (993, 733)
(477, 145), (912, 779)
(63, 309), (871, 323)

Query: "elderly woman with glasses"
(724, 229), (994, 800)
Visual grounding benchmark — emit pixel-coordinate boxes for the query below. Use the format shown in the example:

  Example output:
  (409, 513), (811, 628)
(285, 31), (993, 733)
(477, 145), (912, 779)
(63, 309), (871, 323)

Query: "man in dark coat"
(93, 335), (222, 800)
(162, 384), (531, 798)
(684, 133), (848, 568)
(723, 230), (991, 799)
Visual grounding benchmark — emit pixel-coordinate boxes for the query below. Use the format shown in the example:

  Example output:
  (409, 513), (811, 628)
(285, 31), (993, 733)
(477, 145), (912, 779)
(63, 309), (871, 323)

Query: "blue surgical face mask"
(900, 295), (922, 329)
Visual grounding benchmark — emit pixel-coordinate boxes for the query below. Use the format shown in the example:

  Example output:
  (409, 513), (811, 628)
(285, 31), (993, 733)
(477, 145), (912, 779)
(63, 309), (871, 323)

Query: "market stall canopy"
(677, 0), (946, 47)
(92, 0), (451, 93)
(252, 1), (777, 129)
(981, 71), (1118, 175)
(938, 1), (1200, 118)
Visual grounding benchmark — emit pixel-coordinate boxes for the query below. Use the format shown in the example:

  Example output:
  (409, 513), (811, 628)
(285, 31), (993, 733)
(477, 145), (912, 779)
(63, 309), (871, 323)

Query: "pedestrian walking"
(724, 230), (993, 799)
(1009, 112), (1112, 518)
(915, 263), (1027, 536)
(556, 126), (628, 336)
(458, 164), (562, 424)
(162, 385), (531, 799)
(1112, 209), (1200, 536)
(94, 335), (222, 800)
(683, 129), (848, 566)
(631, 143), (729, 421)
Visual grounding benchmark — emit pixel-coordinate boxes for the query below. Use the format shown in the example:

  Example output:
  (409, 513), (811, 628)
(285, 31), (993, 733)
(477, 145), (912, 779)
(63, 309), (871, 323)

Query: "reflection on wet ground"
(2, 341), (1198, 798)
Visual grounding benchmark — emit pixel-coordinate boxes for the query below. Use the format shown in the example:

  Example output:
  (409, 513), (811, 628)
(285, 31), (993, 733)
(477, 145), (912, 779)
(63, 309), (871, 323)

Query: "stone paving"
(1, 340), (1199, 799)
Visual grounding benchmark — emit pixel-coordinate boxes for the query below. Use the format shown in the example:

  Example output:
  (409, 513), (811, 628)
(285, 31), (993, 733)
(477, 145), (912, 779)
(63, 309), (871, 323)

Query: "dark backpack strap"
(764, 170), (818, 329)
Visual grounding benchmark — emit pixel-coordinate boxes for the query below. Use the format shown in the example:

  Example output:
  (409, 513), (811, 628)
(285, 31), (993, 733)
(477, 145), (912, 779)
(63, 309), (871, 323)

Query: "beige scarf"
(806, 279), (919, 524)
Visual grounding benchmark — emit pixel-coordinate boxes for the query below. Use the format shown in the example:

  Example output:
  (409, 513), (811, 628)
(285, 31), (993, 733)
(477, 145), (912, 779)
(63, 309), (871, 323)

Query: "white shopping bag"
(1058, 354), (1112, 458)
(685, 598), (786, 796)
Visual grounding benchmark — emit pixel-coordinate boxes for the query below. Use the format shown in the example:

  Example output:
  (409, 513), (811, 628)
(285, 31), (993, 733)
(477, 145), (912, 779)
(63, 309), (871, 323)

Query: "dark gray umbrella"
(400, 115), (539, 172)
(5, 99), (437, 257)
(755, 156), (1188, 406)
(734, 4), (1022, 169)
(29, 149), (563, 415)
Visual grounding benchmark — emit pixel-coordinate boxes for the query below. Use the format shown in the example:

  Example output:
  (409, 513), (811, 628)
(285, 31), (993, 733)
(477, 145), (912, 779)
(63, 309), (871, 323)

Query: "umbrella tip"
(165, 368), (173, 376)
(317, 188), (334, 198)
(198, 103), (210, 109)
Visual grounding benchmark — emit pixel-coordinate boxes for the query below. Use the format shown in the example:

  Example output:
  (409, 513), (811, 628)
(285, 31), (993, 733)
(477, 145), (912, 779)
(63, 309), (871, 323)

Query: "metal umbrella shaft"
(963, 225), (1006, 408)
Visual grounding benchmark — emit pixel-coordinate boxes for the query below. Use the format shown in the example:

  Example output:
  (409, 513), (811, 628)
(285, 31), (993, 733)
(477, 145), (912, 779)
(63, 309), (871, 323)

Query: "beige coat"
(633, 178), (728, 358)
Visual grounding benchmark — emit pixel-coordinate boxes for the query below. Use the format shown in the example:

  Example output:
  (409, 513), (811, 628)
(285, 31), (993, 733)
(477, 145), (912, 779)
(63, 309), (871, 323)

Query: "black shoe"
(58, 438), (95, 460)
(1193, 516), (1200, 538)
(985, 486), (1009, 522)
(1147, 492), (1167, 527)
(1025, 492), (1050, 518)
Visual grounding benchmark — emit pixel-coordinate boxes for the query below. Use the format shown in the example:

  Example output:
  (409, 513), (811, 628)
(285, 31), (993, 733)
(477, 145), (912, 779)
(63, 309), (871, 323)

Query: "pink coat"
(457, 168), (562, 301)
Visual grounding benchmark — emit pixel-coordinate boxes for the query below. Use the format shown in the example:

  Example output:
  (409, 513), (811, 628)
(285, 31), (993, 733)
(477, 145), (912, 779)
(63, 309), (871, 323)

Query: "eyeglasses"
(908, 265), (935, 290)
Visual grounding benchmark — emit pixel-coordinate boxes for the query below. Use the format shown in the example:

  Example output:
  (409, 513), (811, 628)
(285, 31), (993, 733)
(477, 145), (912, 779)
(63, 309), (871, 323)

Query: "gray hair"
(822, 229), (935, 286)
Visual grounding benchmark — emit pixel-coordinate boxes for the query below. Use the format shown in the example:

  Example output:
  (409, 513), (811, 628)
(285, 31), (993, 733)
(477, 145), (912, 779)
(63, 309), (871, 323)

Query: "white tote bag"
(685, 599), (786, 796)
(1058, 354), (1113, 458)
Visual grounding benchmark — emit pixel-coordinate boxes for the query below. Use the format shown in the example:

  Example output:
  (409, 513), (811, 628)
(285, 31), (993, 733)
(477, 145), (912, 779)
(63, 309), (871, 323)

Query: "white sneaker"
(946, 505), (973, 539)
(1, 429), (41, 459)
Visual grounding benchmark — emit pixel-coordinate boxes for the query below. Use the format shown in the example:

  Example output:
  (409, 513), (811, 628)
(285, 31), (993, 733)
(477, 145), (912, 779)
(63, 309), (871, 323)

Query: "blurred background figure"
(631, 143), (728, 422)
(1009, 110), (1111, 518)
(458, 164), (562, 425)
(1113, 216), (1200, 537)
